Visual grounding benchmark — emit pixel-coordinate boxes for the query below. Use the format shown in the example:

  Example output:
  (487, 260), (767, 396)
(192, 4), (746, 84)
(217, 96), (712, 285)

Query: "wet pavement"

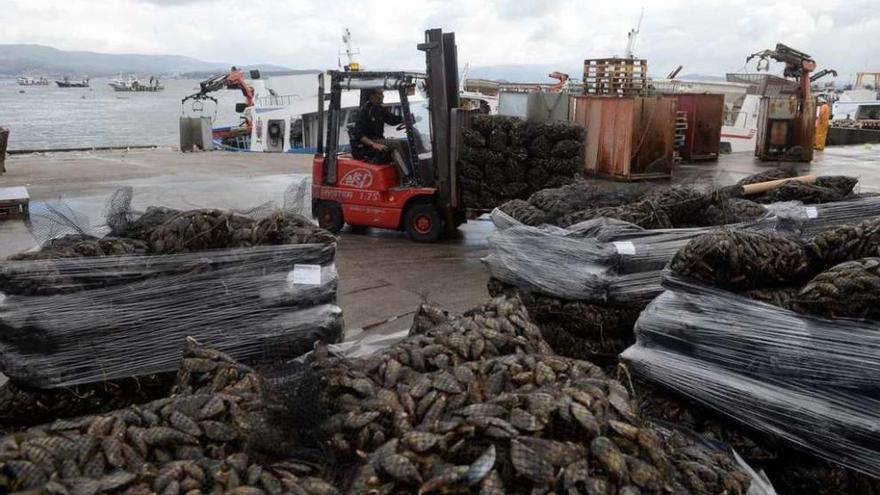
(1, 144), (878, 336)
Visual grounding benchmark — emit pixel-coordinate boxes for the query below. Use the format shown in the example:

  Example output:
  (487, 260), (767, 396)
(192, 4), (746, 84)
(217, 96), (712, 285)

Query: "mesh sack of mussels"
(668, 228), (813, 290)
(0, 339), (340, 495)
(458, 115), (584, 210)
(0, 242), (343, 389)
(488, 278), (641, 365)
(266, 295), (764, 494)
(498, 181), (770, 229)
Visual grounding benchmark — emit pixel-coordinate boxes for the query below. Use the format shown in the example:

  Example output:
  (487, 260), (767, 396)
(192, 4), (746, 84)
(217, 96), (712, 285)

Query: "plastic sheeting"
(485, 211), (776, 305)
(767, 195), (880, 238)
(622, 271), (880, 477)
(0, 243), (343, 388)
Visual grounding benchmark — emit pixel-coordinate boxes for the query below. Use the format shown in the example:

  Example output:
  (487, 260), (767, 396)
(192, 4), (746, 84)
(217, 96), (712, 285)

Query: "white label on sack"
(613, 241), (636, 255)
(805, 206), (819, 219)
(290, 265), (322, 285)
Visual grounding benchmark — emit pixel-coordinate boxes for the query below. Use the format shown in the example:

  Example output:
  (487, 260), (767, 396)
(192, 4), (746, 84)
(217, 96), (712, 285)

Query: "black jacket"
(351, 101), (402, 148)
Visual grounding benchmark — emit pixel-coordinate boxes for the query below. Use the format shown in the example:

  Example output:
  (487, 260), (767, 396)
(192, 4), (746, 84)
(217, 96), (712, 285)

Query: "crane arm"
(810, 68), (837, 82)
(183, 69), (255, 107)
(548, 71), (569, 92)
(224, 69), (256, 107)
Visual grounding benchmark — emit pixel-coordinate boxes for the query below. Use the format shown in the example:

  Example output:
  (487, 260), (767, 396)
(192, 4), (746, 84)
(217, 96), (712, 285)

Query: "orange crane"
(548, 71), (569, 92)
(182, 66), (256, 127)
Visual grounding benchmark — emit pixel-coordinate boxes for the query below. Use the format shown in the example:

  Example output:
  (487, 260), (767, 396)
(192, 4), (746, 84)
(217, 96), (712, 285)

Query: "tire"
(314, 201), (344, 233)
(404, 202), (443, 242)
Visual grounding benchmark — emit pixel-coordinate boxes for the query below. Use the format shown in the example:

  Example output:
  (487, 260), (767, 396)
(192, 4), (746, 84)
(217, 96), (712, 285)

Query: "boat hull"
(110, 84), (164, 92)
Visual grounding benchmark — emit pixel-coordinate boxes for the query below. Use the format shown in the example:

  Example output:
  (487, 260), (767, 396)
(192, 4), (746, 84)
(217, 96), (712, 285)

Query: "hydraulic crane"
(547, 71), (570, 92)
(182, 67), (257, 128)
(746, 43), (835, 162)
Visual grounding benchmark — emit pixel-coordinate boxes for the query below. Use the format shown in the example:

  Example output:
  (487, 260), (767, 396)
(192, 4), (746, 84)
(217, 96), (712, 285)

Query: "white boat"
(832, 88), (880, 122)
(213, 73), (428, 153)
(109, 74), (163, 92)
(16, 77), (49, 86)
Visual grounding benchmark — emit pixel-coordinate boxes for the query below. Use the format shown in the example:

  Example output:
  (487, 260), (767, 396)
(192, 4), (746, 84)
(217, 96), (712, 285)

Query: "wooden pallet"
(583, 58), (648, 96)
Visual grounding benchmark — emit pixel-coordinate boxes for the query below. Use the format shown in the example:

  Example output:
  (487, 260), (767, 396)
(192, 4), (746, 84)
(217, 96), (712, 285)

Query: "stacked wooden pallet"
(583, 58), (648, 96)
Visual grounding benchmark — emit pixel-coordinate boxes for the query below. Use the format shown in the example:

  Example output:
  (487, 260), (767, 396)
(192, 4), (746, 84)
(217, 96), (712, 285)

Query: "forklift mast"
(418, 29), (461, 228)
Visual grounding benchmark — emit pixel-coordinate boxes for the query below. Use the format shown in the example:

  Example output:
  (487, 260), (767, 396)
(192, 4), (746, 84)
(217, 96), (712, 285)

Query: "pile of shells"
(9, 235), (149, 261)
(0, 375), (173, 434)
(558, 200), (673, 229)
(526, 180), (646, 225)
(496, 199), (548, 227)
(737, 287), (800, 311)
(640, 186), (713, 228)
(110, 206), (336, 255)
(252, 212), (337, 246)
(498, 168), (859, 230)
(754, 176), (858, 204)
(700, 198), (768, 226)
(669, 229), (813, 290)
(0, 340), (338, 495)
(498, 182), (769, 230)
(144, 209), (257, 253)
(488, 279), (641, 365)
(792, 258), (880, 320)
(458, 115), (584, 210)
(808, 216), (880, 268)
(276, 295), (754, 494)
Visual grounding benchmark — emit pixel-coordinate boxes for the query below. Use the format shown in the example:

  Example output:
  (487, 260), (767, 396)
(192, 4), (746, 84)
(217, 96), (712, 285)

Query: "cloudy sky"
(2, 0), (877, 82)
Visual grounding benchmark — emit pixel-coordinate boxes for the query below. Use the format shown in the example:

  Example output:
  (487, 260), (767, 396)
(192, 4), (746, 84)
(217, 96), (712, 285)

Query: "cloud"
(135, 0), (210, 4)
(0, 0), (876, 82)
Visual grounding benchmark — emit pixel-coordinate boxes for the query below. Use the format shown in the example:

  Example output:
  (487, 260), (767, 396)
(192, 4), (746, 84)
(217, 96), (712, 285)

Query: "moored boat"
(109, 74), (164, 92)
(17, 77), (49, 86)
(56, 77), (90, 88)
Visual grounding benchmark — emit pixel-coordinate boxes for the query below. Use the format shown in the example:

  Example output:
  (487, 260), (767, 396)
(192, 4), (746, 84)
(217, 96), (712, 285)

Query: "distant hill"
(0, 44), (295, 76)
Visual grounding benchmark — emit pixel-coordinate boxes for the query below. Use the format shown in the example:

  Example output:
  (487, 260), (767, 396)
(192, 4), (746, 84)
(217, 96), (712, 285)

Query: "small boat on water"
(109, 74), (164, 92)
(56, 77), (89, 88)
(17, 77), (49, 86)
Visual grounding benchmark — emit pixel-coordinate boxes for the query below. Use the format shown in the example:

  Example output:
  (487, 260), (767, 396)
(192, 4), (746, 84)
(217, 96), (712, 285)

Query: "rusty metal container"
(755, 96), (815, 162)
(673, 94), (723, 161)
(570, 95), (676, 180)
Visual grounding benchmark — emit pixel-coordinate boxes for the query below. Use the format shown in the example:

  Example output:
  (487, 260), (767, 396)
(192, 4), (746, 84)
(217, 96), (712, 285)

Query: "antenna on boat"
(460, 62), (470, 92)
(340, 28), (361, 72)
(624, 7), (644, 59)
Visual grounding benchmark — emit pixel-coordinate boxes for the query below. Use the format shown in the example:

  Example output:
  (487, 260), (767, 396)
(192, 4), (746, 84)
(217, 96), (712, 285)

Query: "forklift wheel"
(404, 203), (443, 242)
(315, 201), (344, 233)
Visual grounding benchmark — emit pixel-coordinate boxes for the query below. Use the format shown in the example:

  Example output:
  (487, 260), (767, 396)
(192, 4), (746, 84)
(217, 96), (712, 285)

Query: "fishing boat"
(109, 74), (164, 92)
(56, 77), (89, 88)
(16, 77), (49, 86)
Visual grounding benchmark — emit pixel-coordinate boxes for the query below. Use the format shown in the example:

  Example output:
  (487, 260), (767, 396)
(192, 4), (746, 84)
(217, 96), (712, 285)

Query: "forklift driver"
(351, 88), (414, 184)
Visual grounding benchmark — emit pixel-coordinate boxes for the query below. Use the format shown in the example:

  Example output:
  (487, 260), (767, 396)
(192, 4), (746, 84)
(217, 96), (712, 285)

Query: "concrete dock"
(1, 145), (878, 337)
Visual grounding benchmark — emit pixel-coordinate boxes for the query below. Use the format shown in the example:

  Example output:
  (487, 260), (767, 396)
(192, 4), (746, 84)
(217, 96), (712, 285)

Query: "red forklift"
(311, 29), (468, 242)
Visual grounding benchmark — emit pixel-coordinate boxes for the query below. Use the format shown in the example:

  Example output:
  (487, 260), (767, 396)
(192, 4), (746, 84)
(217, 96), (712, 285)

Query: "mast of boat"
(624, 7), (644, 59)
(460, 62), (470, 92)
(340, 28), (361, 72)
